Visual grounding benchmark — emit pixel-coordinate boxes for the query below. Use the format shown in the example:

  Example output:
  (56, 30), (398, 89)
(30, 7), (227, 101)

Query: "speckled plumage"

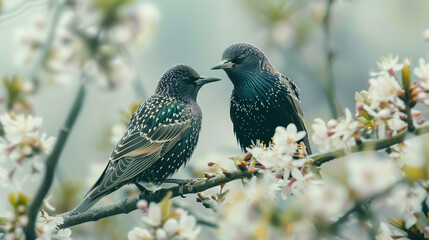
(72, 65), (219, 214)
(213, 43), (312, 153)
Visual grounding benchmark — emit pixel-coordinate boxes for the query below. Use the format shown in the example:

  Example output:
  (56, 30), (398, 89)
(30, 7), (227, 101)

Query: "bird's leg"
(163, 178), (204, 198)
(135, 182), (152, 198)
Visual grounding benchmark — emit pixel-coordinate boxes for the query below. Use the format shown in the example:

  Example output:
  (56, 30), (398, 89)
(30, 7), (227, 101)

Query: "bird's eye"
(232, 56), (244, 64)
(186, 77), (199, 84)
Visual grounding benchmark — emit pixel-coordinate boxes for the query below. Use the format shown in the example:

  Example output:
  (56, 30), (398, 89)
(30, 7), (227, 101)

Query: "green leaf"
(9, 192), (17, 208)
(217, 189), (229, 202)
(160, 191), (172, 222)
(0, 217), (7, 225)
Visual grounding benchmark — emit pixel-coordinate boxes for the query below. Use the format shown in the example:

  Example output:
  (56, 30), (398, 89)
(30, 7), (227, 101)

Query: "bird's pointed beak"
(211, 60), (234, 70)
(195, 76), (221, 86)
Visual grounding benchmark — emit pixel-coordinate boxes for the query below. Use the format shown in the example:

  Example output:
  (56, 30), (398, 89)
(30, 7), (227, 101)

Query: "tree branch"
(57, 124), (429, 230)
(59, 170), (253, 229)
(311, 124), (429, 167)
(26, 84), (86, 239)
(30, 1), (66, 88)
(322, 0), (338, 118)
(196, 192), (221, 213)
(328, 182), (401, 234)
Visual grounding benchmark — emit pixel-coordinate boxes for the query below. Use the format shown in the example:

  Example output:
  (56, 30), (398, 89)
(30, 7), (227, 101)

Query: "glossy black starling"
(72, 64), (220, 213)
(212, 43), (311, 154)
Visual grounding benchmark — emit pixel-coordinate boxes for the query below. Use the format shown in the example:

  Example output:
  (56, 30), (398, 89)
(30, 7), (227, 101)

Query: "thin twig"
(329, 182), (400, 233)
(322, 0), (338, 118)
(0, 0), (48, 25)
(196, 193), (221, 213)
(172, 201), (218, 228)
(30, 1), (65, 88)
(58, 170), (253, 229)
(329, 203), (361, 231)
(361, 205), (378, 239)
(26, 83), (86, 239)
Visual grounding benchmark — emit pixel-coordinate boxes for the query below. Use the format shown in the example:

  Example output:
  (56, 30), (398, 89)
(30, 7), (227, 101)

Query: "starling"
(211, 43), (311, 154)
(72, 64), (220, 214)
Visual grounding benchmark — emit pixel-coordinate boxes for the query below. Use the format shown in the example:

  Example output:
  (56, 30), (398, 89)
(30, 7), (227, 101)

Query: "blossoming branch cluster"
(0, 113), (55, 190)
(0, 0), (162, 239)
(2, 192), (71, 240)
(128, 194), (200, 240)
(15, 0), (159, 87)
(313, 55), (429, 153)
(246, 124), (318, 201)
(0, 112), (73, 240)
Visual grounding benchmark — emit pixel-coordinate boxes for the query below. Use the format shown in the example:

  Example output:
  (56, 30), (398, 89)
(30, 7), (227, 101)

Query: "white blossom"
(162, 218), (179, 234)
(111, 23), (134, 44)
(218, 191), (262, 239)
(389, 141), (410, 167)
(0, 113), (42, 143)
(261, 171), (282, 200)
(311, 118), (332, 152)
(177, 210), (200, 239)
(330, 109), (359, 149)
(382, 183), (427, 228)
(0, 113), (56, 187)
(13, 14), (47, 67)
(50, 74), (74, 86)
(155, 228), (167, 240)
(272, 20), (295, 46)
(142, 202), (162, 227)
(130, 200), (200, 240)
(281, 169), (322, 200)
(368, 74), (401, 106)
(247, 146), (284, 172)
(56, 229), (72, 240)
(272, 124), (306, 155)
(36, 211), (71, 240)
(377, 221), (405, 240)
(303, 181), (349, 219)
(387, 118), (406, 131)
(109, 57), (135, 84)
(128, 227), (153, 240)
(423, 29), (429, 41)
(376, 54), (403, 73)
(137, 200), (148, 212)
(414, 58), (429, 90)
(346, 154), (398, 199)
(131, 3), (160, 48)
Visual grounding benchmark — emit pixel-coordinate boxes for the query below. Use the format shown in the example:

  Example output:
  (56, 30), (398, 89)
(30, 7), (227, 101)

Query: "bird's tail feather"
(70, 194), (103, 215)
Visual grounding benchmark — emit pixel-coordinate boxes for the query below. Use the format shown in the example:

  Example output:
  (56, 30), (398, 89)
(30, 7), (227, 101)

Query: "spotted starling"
(72, 64), (220, 214)
(211, 43), (311, 154)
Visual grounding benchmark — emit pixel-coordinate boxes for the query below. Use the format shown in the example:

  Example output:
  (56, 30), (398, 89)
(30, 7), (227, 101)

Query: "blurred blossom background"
(0, 0), (429, 239)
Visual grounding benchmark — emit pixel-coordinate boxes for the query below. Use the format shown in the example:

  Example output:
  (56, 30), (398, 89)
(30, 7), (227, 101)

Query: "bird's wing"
(282, 74), (300, 100)
(279, 74), (304, 116)
(87, 100), (192, 198)
(277, 73), (312, 153)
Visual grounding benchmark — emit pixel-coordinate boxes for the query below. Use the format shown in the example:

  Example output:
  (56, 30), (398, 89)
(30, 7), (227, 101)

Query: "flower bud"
(402, 59), (411, 91)
(378, 109), (392, 119)
(327, 119), (337, 129)
(137, 200), (148, 212)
